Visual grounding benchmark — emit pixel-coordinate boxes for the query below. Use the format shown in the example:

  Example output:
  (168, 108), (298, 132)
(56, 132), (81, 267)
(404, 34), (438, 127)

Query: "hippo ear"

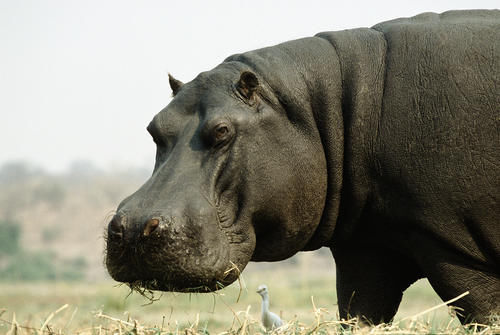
(236, 71), (259, 100)
(168, 73), (184, 96)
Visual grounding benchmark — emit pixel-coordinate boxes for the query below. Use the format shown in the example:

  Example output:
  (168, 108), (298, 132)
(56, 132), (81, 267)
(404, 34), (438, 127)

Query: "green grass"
(0, 266), (497, 334)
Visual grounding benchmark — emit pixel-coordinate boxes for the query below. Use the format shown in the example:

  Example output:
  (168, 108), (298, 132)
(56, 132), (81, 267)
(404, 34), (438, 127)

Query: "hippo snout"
(104, 206), (236, 292)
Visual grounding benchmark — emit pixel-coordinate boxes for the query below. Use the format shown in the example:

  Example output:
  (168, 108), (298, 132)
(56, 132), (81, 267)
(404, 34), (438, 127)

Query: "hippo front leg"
(333, 244), (422, 324)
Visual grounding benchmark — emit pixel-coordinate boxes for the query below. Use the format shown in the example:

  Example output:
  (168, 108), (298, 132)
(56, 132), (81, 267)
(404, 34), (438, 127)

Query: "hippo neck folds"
(105, 40), (345, 292)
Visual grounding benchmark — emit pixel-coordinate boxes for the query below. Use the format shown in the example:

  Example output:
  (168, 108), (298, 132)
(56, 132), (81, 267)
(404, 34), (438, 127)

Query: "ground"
(1, 263), (471, 334)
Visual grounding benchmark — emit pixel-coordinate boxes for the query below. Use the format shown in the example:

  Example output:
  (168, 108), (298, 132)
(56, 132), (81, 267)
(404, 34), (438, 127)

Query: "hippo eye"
(211, 122), (233, 147)
(215, 125), (229, 139)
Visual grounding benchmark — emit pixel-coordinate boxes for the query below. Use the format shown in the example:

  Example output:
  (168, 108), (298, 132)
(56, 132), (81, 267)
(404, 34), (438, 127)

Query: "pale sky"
(1, 0), (498, 172)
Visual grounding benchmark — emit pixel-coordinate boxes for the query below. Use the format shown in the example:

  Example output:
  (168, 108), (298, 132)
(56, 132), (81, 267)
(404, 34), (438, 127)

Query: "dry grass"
(1, 299), (498, 335)
(1, 269), (498, 335)
(0, 263), (496, 334)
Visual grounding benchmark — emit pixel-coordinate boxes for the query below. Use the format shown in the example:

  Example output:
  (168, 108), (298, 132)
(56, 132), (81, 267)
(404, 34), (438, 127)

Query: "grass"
(0, 265), (498, 334)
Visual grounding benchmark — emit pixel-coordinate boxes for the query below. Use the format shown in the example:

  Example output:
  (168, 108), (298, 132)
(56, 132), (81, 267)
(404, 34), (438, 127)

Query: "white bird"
(256, 284), (284, 331)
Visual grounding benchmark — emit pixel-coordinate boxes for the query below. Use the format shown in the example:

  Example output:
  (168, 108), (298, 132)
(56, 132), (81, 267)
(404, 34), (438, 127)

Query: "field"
(3, 262), (496, 335)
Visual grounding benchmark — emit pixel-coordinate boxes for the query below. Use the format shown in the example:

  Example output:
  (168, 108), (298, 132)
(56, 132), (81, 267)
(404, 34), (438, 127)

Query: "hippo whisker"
(103, 209), (117, 224)
(126, 280), (162, 304)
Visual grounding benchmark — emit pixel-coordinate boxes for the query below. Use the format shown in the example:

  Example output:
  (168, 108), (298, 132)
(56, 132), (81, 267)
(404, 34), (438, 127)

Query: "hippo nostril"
(108, 215), (124, 238)
(143, 218), (160, 236)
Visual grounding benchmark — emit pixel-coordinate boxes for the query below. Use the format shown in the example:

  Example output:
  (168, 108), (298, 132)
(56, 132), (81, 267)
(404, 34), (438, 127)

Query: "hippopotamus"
(105, 10), (500, 324)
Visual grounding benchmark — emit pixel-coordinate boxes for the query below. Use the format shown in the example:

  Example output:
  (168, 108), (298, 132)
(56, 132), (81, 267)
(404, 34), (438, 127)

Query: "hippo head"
(105, 61), (329, 292)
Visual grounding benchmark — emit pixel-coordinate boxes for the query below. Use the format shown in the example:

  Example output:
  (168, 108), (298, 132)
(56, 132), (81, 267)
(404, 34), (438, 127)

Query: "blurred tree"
(0, 219), (20, 255)
(0, 161), (43, 185)
(68, 160), (101, 180)
(0, 252), (57, 281)
(33, 180), (66, 207)
(0, 218), (87, 281)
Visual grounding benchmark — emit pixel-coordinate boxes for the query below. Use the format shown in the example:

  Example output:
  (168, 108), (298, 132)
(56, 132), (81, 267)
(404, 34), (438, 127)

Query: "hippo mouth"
(122, 276), (231, 294)
(104, 213), (244, 293)
(105, 248), (241, 293)
(105, 249), (240, 293)
(121, 261), (241, 293)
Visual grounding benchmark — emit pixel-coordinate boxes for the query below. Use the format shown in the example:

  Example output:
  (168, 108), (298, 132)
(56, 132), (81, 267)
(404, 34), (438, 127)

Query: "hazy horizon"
(2, 1), (498, 173)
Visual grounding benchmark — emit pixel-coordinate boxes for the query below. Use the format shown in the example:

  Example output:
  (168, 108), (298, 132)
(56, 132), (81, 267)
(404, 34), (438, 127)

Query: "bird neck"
(261, 294), (269, 312)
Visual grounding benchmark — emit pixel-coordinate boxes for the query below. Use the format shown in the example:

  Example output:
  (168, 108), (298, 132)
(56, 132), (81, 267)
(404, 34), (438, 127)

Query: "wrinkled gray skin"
(106, 10), (500, 324)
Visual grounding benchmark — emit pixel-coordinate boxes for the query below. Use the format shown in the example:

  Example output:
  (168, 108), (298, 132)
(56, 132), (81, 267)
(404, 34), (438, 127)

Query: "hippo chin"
(106, 10), (500, 324)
